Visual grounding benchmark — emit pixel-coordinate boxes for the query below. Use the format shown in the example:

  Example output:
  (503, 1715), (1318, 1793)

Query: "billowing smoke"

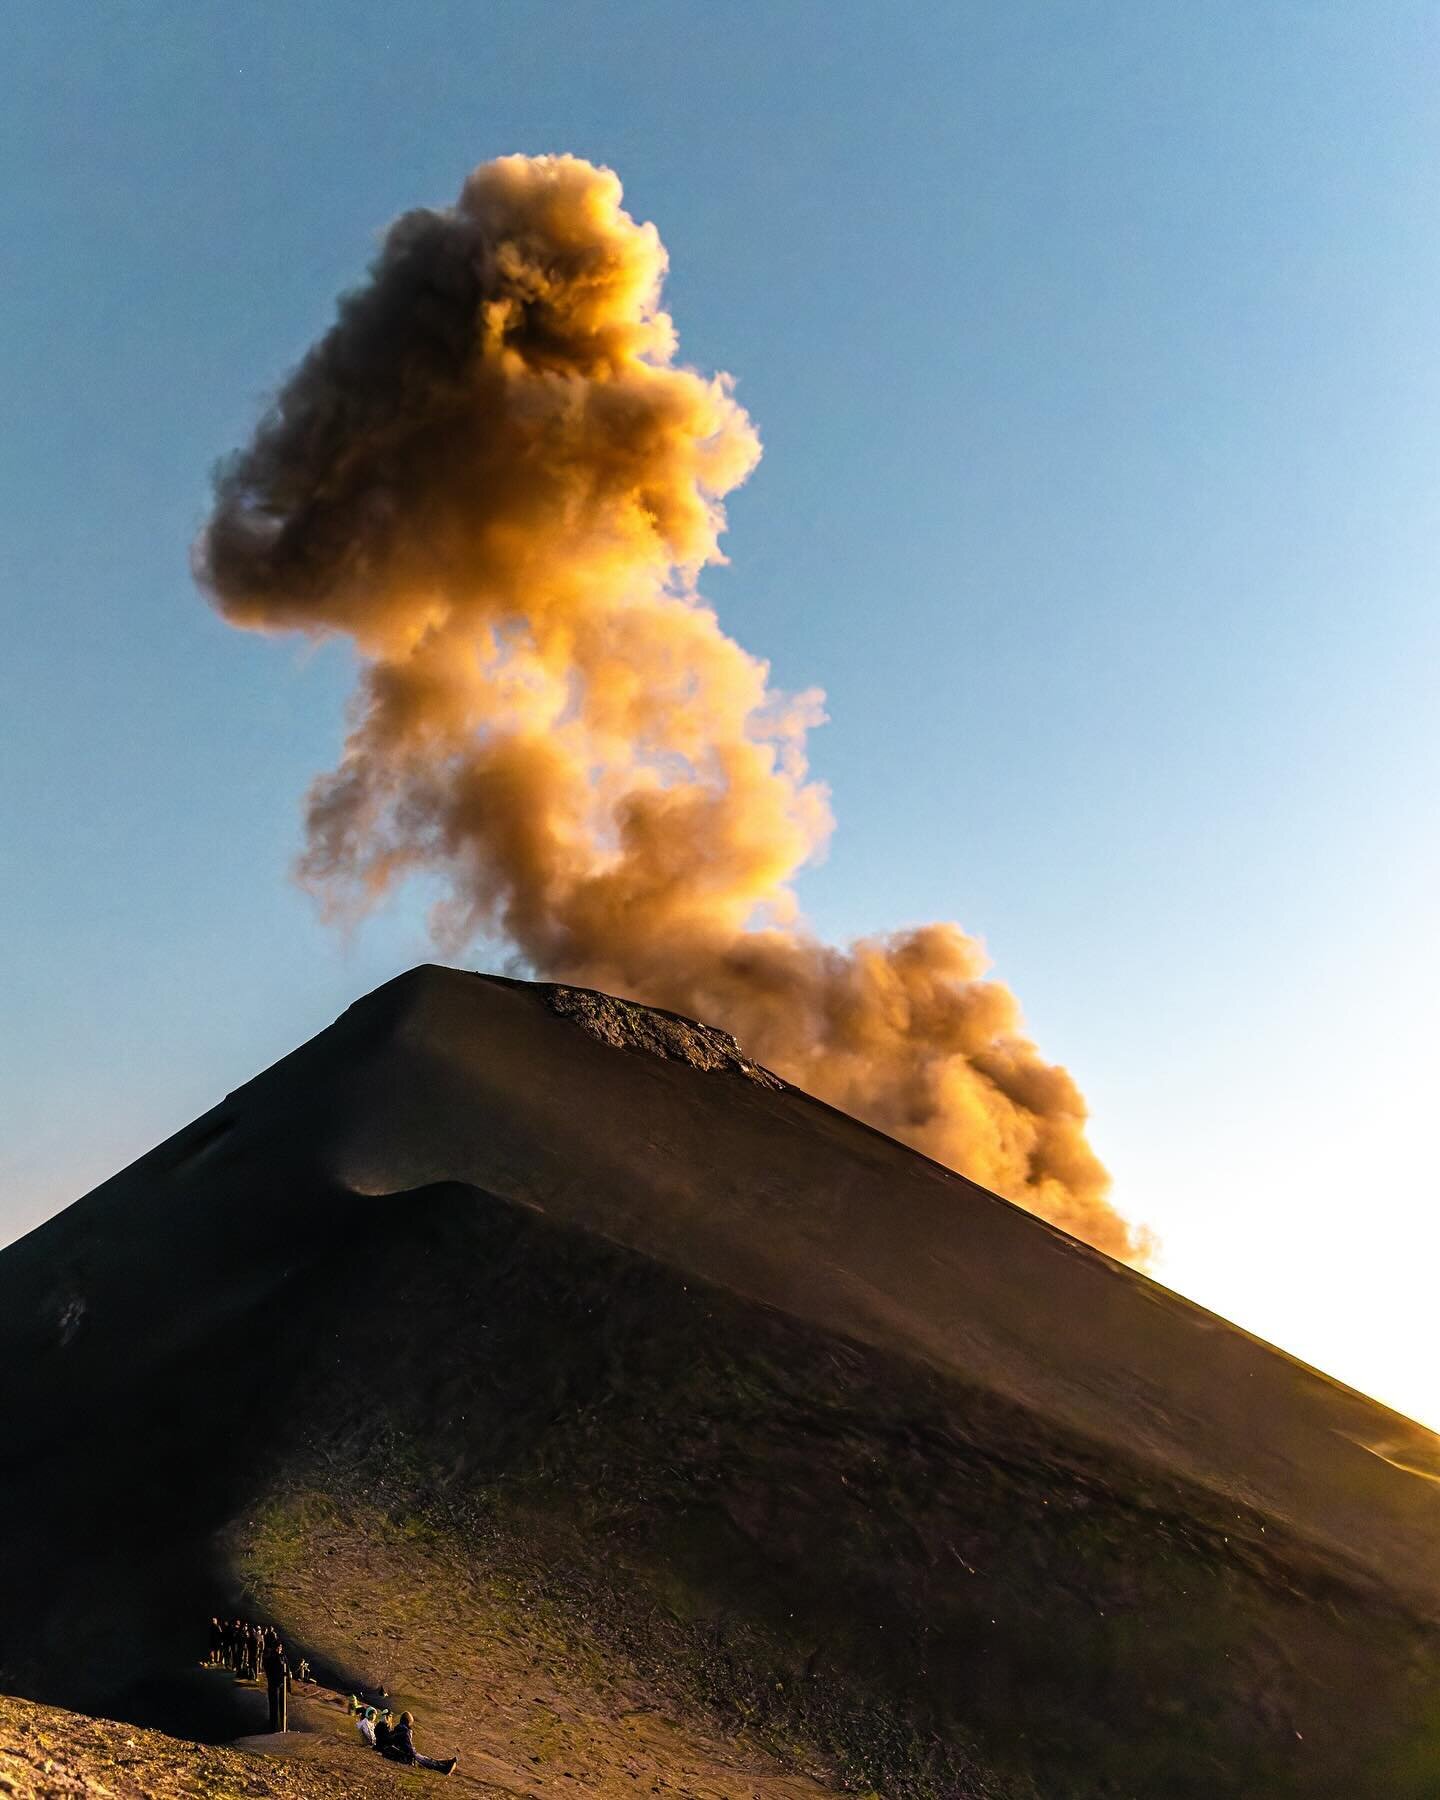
(196, 154), (1151, 1263)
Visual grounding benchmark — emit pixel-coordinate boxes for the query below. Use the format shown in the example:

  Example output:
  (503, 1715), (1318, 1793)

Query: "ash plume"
(196, 153), (1151, 1263)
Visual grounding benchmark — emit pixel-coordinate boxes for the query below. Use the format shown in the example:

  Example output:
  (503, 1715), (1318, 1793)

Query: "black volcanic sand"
(3, 966), (1440, 1798)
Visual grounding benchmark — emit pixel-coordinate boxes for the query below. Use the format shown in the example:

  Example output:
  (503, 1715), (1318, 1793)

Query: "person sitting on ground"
(384, 1710), (458, 1775)
(295, 1656), (311, 1683)
(357, 1706), (378, 1748)
(373, 1710), (394, 1755)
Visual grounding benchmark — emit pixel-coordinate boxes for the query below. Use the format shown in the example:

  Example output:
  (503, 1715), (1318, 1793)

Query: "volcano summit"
(3, 966), (1439, 1797)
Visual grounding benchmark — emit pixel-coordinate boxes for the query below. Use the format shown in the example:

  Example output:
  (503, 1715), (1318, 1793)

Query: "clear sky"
(4, 4), (1438, 1422)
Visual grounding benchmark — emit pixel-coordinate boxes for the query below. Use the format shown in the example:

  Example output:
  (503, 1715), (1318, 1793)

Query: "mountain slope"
(3, 966), (1439, 1798)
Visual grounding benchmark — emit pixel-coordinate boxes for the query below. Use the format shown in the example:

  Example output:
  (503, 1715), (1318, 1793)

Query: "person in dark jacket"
(384, 1711), (457, 1774)
(262, 1637), (290, 1733)
(373, 1711), (394, 1755)
(207, 1618), (223, 1666)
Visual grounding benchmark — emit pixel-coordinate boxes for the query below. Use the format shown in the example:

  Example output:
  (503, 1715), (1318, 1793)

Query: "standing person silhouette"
(262, 1636), (290, 1733)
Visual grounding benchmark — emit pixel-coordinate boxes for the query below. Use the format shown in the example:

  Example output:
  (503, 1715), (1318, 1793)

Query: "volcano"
(3, 965), (1439, 1798)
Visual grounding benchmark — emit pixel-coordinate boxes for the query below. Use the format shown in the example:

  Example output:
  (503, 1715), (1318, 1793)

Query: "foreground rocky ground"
(0, 1690), (444, 1800)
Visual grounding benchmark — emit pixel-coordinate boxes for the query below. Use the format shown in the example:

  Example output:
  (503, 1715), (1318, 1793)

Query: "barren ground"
(0, 1690), (440, 1800)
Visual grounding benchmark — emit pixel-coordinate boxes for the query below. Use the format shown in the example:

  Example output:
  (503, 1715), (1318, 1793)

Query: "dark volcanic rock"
(542, 981), (783, 1087)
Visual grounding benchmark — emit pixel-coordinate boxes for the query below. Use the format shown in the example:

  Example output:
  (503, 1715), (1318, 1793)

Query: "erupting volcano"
(10, 152), (1436, 1800)
(194, 152), (1148, 1262)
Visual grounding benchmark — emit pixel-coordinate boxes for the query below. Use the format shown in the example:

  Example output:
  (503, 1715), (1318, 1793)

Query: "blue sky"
(4, 3), (1438, 1422)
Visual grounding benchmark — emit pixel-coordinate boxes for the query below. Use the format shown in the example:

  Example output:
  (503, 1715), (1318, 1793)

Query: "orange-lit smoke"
(196, 154), (1151, 1263)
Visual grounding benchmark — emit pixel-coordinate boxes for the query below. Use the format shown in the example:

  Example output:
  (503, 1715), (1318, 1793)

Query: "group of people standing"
(208, 1616), (306, 1683)
(206, 1615), (309, 1733)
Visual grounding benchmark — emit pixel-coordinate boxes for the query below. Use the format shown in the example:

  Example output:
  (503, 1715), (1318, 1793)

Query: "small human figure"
(263, 1636), (291, 1733)
(373, 1710), (394, 1755)
(384, 1711), (457, 1774)
(207, 1617), (223, 1666)
(295, 1656), (311, 1683)
(357, 1706), (378, 1748)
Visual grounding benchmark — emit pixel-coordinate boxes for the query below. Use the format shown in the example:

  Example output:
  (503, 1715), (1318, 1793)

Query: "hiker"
(295, 1656), (311, 1683)
(373, 1710), (394, 1755)
(384, 1711), (458, 1775)
(207, 1617), (223, 1666)
(263, 1636), (290, 1733)
(357, 1706), (378, 1748)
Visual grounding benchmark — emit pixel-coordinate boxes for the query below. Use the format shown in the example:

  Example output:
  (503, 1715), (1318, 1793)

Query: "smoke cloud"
(196, 153), (1151, 1263)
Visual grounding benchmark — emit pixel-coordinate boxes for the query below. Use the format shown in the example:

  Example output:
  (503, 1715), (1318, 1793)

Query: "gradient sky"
(4, 4), (1438, 1423)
